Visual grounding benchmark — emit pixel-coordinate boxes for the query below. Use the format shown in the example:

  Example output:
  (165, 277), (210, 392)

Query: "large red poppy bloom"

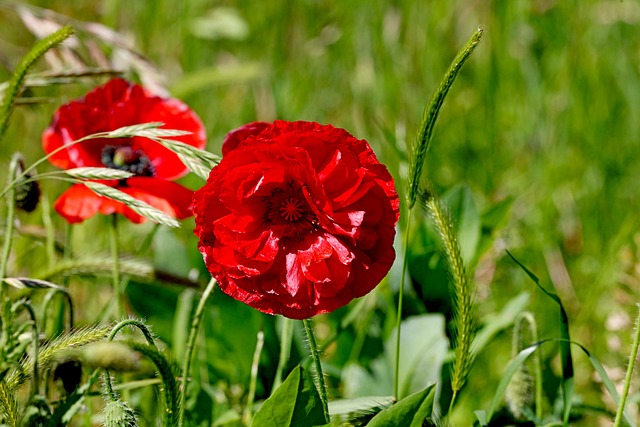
(193, 121), (400, 319)
(42, 78), (206, 223)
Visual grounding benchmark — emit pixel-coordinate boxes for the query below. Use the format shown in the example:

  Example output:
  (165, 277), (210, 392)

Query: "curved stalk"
(177, 277), (217, 427)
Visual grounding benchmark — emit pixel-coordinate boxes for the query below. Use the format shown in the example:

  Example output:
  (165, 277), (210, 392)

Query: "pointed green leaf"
(366, 385), (435, 427)
(251, 366), (326, 427)
(507, 251), (574, 424)
(485, 343), (539, 421)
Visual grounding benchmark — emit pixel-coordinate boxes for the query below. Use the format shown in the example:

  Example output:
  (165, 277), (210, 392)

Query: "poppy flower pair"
(45, 79), (400, 319)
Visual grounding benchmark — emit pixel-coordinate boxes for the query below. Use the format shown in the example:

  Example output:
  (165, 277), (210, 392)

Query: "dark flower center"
(101, 145), (155, 177)
(279, 197), (304, 222)
(263, 181), (318, 237)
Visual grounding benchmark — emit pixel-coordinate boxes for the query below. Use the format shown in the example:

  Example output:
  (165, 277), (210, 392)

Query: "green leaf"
(342, 314), (447, 400)
(366, 385), (436, 427)
(482, 338), (637, 427)
(485, 343), (539, 421)
(251, 366), (326, 427)
(507, 251), (574, 424)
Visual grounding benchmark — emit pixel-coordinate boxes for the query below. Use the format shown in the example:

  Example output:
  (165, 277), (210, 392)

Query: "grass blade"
(507, 250), (574, 425)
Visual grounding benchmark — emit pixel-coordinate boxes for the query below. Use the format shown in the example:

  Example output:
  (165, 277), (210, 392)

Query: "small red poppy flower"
(42, 78), (206, 223)
(193, 120), (400, 319)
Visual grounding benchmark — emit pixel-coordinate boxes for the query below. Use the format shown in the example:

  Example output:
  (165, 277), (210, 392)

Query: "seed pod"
(14, 155), (41, 212)
(53, 359), (83, 394)
(103, 399), (138, 427)
(82, 341), (141, 372)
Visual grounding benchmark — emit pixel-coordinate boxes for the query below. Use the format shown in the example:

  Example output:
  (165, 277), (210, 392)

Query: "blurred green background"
(1, 0), (640, 424)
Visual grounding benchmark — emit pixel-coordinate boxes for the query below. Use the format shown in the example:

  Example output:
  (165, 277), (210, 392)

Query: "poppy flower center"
(101, 145), (155, 177)
(263, 181), (317, 237)
(279, 197), (304, 222)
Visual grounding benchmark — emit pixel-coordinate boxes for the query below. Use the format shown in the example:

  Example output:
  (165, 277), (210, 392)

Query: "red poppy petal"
(43, 78), (206, 180)
(221, 121), (271, 156)
(54, 178), (194, 224)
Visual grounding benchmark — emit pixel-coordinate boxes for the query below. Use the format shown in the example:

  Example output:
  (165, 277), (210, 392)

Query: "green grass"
(1, 0), (640, 425)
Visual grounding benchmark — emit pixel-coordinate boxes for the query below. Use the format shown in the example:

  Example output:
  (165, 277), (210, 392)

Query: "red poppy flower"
(193, 121), (400, 319)
(42, 78), (206, 223)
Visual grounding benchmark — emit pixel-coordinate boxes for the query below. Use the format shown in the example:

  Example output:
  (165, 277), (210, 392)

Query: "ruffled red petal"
(43, 78), (206, 180)
(221, 121), (270, 156)
(193, 120), (399, 319)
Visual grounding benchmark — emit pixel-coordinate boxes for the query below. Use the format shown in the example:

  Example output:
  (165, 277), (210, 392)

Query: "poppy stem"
(394, 207), (412, 400)
(177, 277), (217, 427)
(110, 214), (123, 320)
(614, 303), (640, 427)
(303, 318), (330, 423)
(273, 317), (293, 393)
(0, 155), (20, 298)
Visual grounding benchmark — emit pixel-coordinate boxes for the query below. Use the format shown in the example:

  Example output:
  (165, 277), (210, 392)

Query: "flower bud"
(54, 359), (83, 394)
(82, 341), (141, 372)
(14, 155), (40, 212)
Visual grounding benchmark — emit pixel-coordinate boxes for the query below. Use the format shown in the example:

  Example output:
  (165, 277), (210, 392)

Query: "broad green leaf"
(251, 365), (326, 427)
(343, 314), (447, 400)
(328, 396), (394, 417)
(366, 385), (436, 427)
(474, 409), (488, 426)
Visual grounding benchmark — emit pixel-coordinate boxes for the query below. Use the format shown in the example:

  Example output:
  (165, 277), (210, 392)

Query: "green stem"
(613, 304), (640, 427)
(0, 155), (20, 298)
(110, 215), (122, 320)
(12, 301), (39, 396)
(394, 209), (412, 399)
(243, 330), (265, 423)
(108, 318), (157, 347)
(273, 317), (293, 392)
(177, 277), (216, 427)
(303, 318), (330, 423)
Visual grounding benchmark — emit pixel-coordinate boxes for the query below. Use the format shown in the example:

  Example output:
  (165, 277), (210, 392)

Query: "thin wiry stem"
(110, 215), (122, 320)
(12, 301), (39, 397)
(614, 304), (640, 427)
(177, 277), (216, 427)
(394, 209), (412, 399)
(243, 330), (265, 423)
(273, 317), (293, 392)
(0, 155), (20, 297)
(303, 318), (330, 423)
